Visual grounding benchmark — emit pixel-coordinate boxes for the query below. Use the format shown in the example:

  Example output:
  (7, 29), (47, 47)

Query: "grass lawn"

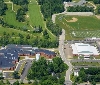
(1, 0), (55, 42)
(56, 15), (100, 40)
(18, 61), (26, 76)
(3, 4), (31, 29)
(19, 56), (25, 61)
(28, 0), (55, 39)
(95, 55), (100, 59)
(0, 26), (32, 36)
(70, 73), (76, 82)
(72, 62), (100, 66)
(28, 0), (45, 28)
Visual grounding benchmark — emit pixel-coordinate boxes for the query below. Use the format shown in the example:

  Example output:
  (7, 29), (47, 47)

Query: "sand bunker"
(65, 17), (78, 22)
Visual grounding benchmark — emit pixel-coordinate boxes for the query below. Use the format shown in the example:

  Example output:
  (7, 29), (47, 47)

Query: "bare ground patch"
(65, 17), (78, 22)
(96, 15), (100, 19)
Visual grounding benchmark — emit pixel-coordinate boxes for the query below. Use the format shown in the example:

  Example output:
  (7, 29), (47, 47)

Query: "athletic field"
(56, 15), (100, 40)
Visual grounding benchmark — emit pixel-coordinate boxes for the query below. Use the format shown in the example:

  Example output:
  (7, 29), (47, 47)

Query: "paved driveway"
(64, 44), (73, 59)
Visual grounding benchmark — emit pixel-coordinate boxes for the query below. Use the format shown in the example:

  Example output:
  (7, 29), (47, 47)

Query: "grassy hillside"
(1, 0), (55, 41)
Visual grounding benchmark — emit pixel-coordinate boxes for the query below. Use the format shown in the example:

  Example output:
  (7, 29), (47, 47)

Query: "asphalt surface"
(15, 60), (26, 71)
(59, 29), (73, 85)
(20, 59), (32, 81)
(52, 12), (93, 23)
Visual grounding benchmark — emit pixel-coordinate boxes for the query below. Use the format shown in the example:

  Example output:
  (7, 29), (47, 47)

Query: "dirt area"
(96, 15), (100, 19)
(26, 15), (29, 18)
(65, 17), (78, 22)
(64, 44), (73, 59)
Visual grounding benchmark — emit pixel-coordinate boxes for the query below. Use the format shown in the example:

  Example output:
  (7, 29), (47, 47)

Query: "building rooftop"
(71, 43), (99, 56)
(34, 49), (55, 56)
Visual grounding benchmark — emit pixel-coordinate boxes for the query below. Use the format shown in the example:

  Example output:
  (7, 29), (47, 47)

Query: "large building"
(0, 44), (56, 70)
(71, 43), (99, 57)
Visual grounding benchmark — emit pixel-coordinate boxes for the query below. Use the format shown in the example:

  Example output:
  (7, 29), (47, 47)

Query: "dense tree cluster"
(37, 0), (64, 19)
(27, 57), (68, 85)
(97, 5), (100, 14)
(93, 0), (100, 4)
(11, 0), (28, 5)
(13, 71), (20, 79)
(11, 0), (28, 22)
(0, 31), (59, 48)
(46, 19), (62, 36)
(16, 8), (26, 22)
(75, 68), (100, 83)
(86, 0), (100, 4)
(67, 5), (94, 12)
(0, 0), (7, 16)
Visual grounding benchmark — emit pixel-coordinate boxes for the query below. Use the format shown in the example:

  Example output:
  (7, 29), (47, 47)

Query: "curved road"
(59, 29), (73, 85)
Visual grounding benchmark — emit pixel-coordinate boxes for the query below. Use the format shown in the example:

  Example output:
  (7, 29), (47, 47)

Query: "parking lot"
(64, 44), (73, 59)
(3, 72), (13, 79)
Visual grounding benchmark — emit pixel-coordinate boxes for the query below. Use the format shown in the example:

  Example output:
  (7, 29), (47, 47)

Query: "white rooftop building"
(71, 43), (99, 56)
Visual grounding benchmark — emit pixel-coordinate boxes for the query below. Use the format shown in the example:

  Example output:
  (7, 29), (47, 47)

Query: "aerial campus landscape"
(0, 0), (100, 85)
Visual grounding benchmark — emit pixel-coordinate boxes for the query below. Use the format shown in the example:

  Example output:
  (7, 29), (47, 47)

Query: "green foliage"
(13, 71), (20, 79)
(97, 5), (100, 14)
(37, 0), (64, 19)
(93, 0), (100, 4)
(75, 68), (100, 83)
(6, 79), (10, 85)
(46, 19), (62, 36)
(67, 5), (94, 12)
(11, 0), (28, 5)
(0, 1), (7, 16)
(16, 8), (25, 22)
(27, 57), (68, 84)
(13, 80), (19, 85)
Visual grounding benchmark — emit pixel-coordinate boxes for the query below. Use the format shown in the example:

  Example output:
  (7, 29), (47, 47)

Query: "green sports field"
(56, 15), (100, 40)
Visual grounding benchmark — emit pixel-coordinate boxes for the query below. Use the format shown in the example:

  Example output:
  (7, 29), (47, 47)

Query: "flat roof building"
(71, 43), (99, 56)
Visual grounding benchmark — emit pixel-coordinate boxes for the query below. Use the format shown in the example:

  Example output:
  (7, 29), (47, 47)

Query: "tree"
(6, 79), (10, 85)
(0, 73), (3, 79)
(0, 1), (7, 16)
(32, 79), (38, 85)
(27, 57), (68, 84)
(97, 5), (100, 14)
(58, 77), (65, 84)
(91, 80), (96, 85)
(13, 80), (19, 85)
(72, 82), (77, 85)
(0, 80), (4, 85)
(26, 34), (30, 39)
(43, 30), (48, 36)
(13, 71), (20, 79)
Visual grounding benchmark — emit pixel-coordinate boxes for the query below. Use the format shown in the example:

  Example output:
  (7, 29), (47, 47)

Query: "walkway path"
(4, 1), (14, 12)
(88, 2), (97, 10)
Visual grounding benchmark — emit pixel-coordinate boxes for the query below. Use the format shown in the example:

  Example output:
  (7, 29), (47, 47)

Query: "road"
(59, 29), (73, 85)
(52, 12), (93, 23)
